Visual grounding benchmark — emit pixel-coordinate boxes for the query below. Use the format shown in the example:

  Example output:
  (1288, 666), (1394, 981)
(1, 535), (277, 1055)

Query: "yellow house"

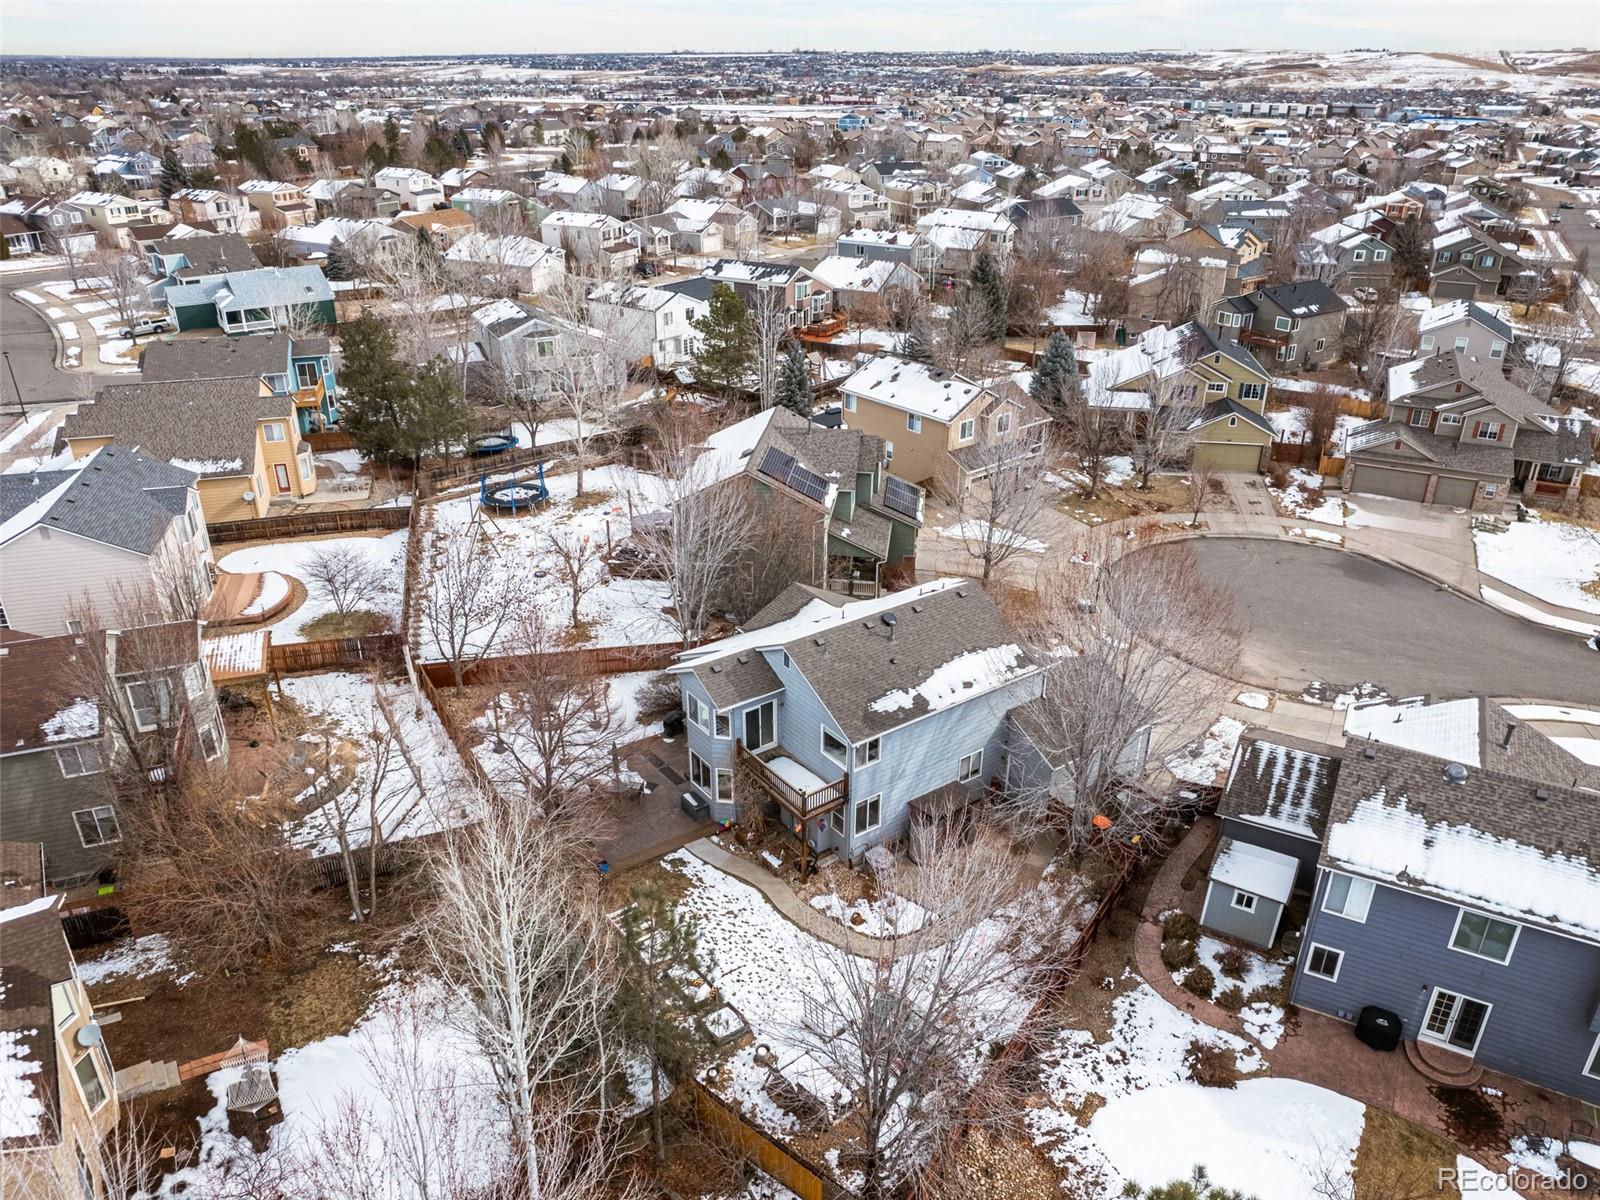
(837, 356), (1049, 493)
(62, 375), (317, 522)
(1101, 322), (1276, 474)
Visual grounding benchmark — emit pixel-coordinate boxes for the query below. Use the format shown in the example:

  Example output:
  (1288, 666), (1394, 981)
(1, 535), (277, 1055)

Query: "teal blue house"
(163, 265), (336, 335)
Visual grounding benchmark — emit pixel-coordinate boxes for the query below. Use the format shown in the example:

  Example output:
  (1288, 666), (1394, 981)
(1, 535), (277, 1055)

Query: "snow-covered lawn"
(1473, 513), (1600, 614)
(1165, 717), (1245, 785)
(933, 518), (1048, 553)
(418, 464), (676, 659)
(280, 671), (475, 854)
(1270, 467), (1347, 525)
(98, 336), (136, 365)
(1092, 1078), (1365, 1198)
(1480, 587), (1600, 636)
(469, 671), (654, 794)
(0, 411), (55, 454)
(808, 891), (931, 937)
(1170, 935), (1288, 1049)
(77, 933), (195, 988)
(664, 845), (1053, 1142)
(216, 531), (406, 643)
(162, 975), (506, 1199)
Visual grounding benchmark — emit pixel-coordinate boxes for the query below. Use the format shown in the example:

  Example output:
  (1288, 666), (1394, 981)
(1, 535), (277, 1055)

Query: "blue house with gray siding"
(669, 579), (1044, 871)
(1277, 698), (1600, 1107)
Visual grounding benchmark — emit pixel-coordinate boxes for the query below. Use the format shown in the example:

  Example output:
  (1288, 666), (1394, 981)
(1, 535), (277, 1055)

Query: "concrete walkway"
(684, 834), (1054, 956)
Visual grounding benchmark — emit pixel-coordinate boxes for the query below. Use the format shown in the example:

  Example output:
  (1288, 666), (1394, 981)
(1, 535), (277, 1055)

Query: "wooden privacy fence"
(269, 633), (402, 675)
(303, 430), (359, 452)
(416, 642), (682, 689)
(417, 430), (620, 497)
(690, 1082), (845, 1200)
(207, 506), (411, 544)
(415, 658), (499, 796)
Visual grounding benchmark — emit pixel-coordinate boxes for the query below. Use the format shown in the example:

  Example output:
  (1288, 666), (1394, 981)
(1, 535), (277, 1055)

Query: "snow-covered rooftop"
(1344, 697), (1480, 767)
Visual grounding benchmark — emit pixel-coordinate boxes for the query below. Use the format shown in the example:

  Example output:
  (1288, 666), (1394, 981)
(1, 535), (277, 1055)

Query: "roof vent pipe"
(1442, 762), (1470, 785)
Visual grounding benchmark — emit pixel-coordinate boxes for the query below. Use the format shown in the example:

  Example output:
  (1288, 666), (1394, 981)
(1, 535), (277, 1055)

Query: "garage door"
(1432, 476), (1477, 507)
(1351, 465), (1429, 502)
(1193, 442), (1264, 473)
(1431, 280), (1477, 301)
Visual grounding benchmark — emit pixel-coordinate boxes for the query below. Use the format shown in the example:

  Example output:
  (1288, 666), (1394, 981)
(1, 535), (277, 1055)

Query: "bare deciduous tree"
(420, 790), (635, 1200)
(304, 542), (392, 617)
(996, 533), (1240, 854)
(542, 529), (604, 631)
(1062, 358), (1123, 500)
(89, 245), (148, 345)
(943, 438), (1051, 584)
(1187, 462), (1223, 527)
(421, 519), (535, 694)
(793, 813), (1037, 1200)
(750, 284), (788, 410)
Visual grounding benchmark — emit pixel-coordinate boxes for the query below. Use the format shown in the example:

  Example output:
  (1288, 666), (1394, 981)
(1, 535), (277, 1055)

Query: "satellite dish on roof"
(76, 1024), (104, 1048)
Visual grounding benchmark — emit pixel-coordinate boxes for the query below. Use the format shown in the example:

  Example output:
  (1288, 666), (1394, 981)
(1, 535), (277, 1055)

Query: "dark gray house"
(1209, 279), (1349, 372)
(1214, 697), (1600, 1105)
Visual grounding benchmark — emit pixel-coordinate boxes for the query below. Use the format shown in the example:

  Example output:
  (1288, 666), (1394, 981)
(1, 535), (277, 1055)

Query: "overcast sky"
(2, 0), (1593, 59)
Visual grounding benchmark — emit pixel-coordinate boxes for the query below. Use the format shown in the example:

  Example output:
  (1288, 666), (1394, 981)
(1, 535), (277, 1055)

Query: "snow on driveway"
(1092, 1078), (1366, 1199)
(1474, 513), (1600, 614)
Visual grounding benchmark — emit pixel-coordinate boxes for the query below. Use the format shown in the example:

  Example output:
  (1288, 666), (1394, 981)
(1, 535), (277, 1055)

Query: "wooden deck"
(202, 571), (293, 628)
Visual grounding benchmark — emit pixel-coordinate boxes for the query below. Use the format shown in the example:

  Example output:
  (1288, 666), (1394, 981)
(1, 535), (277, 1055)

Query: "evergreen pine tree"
(617, 880), (709, 1165)
(450, 128), (472, 161)
(689, 283), (756, 397)
(1031, 331), (1080, 421)
(556, 151), (574, 175)
(968, 252), (1008, 343)
(158, 144), (188, 202)
(324, 238), (355, 282)
(898, 319), (937, 364)
(364, 141), (388, 176)
(338, 314), (472, 465)
(773, 342), (814, 416)
(383, 115), (403, 165)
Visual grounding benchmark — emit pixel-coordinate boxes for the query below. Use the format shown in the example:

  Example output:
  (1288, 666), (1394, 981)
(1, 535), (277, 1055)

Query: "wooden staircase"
(1405, 1037), (1483, 1087)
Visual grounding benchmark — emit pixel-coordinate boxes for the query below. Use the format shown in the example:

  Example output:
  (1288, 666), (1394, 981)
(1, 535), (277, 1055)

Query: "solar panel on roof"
(786, 463), (828, 503)
(882, 477), (922, 519)
(757, 446), (796, 484)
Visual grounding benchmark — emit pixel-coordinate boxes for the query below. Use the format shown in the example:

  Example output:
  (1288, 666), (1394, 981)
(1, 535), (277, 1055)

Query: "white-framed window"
(843, 393), (856, 412)
(688, 750), (713, 794)
(957, 749), (983, 782)
(1205, 381), (1227, 394)
(829, 809), (845, 835)
(56, 983), (77, 1029)
(1408, 407), (1432, 427)
(57, 743), (103, 778)
(821, 727), (849, 767)
(1314, 337), (1325, 353)
(958, 418), (975, 441)
(1321, 871), (1374, 922)
(1420, 334), (1435, 351)
(1353, 248), (1366, 262)
(856, 737), (881, 767)
(72, 805), (120, 848)
(125, 677), (173, 732)
(996, 413), (1012, 436)
(1449, 908), (1519, 964)
(1479, 254), (1496, 268)
(1453, 336), (1469, 352)
(906, 413), (922, 433)
(1585, 1032), (1600, 1081)
(714, 713), (731, 739)
(1274, 315), (1292, 332)
(1422, 988), (1492, 1054)
(1230, 889), (1257, 913)
(715, 768), (733, 802)
(1437, 251), (1453, 264)
(853, 793), (881, 835)
(1305, 943), (1343, 981)
(1440, 413), (1463, 427)
(685, 691), (709, 733)
(66, 619), (84, 635)
(263, 422), (286, 443)
(1489, 340), (1506, 360)
(1483, 483), (1498, 498)
(1218, 310), (1241, 327)
(780, 651), (791, 670)
(743, 700), (775, 750)
(1473, 420), (1503, 442)
(299, 452), (313, 479)
(1227, 416), (1238, 428)
(198, 722), (223, 761)
(73, 1049), (108, 1112)
(1239, 382), (1264, 401)
(1373, 248), (1389, 262)
(884, 440), (894, 460)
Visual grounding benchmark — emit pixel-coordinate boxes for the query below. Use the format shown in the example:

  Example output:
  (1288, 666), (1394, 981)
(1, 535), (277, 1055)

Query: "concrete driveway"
(1154, 537), (1600, 705)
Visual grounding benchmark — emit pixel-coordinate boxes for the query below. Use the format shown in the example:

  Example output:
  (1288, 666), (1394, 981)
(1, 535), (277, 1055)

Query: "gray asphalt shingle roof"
(0, 446), (194, 554)
(64, 376), (287, 477)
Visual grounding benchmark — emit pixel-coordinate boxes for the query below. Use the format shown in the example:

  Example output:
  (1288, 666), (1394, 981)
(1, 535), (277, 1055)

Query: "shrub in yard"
(1161, 938), (1198, 971)
(1214, 984), (1247, 1013)
(1215, 945), (1249, 980)
(1183, 1041), (1241, 1090)
(1246, 982), (1286, 1008)
(1161, 912), (1199, 942)
(1182, 964), (1216, 1000)
(635, 673), (685, 722)
(1265, 461), (1291, 490)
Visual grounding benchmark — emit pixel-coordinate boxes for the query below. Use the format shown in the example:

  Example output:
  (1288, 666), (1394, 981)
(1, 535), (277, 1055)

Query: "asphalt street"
(1160, 538), (1600, 705)
(0, 272), (83, 413)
